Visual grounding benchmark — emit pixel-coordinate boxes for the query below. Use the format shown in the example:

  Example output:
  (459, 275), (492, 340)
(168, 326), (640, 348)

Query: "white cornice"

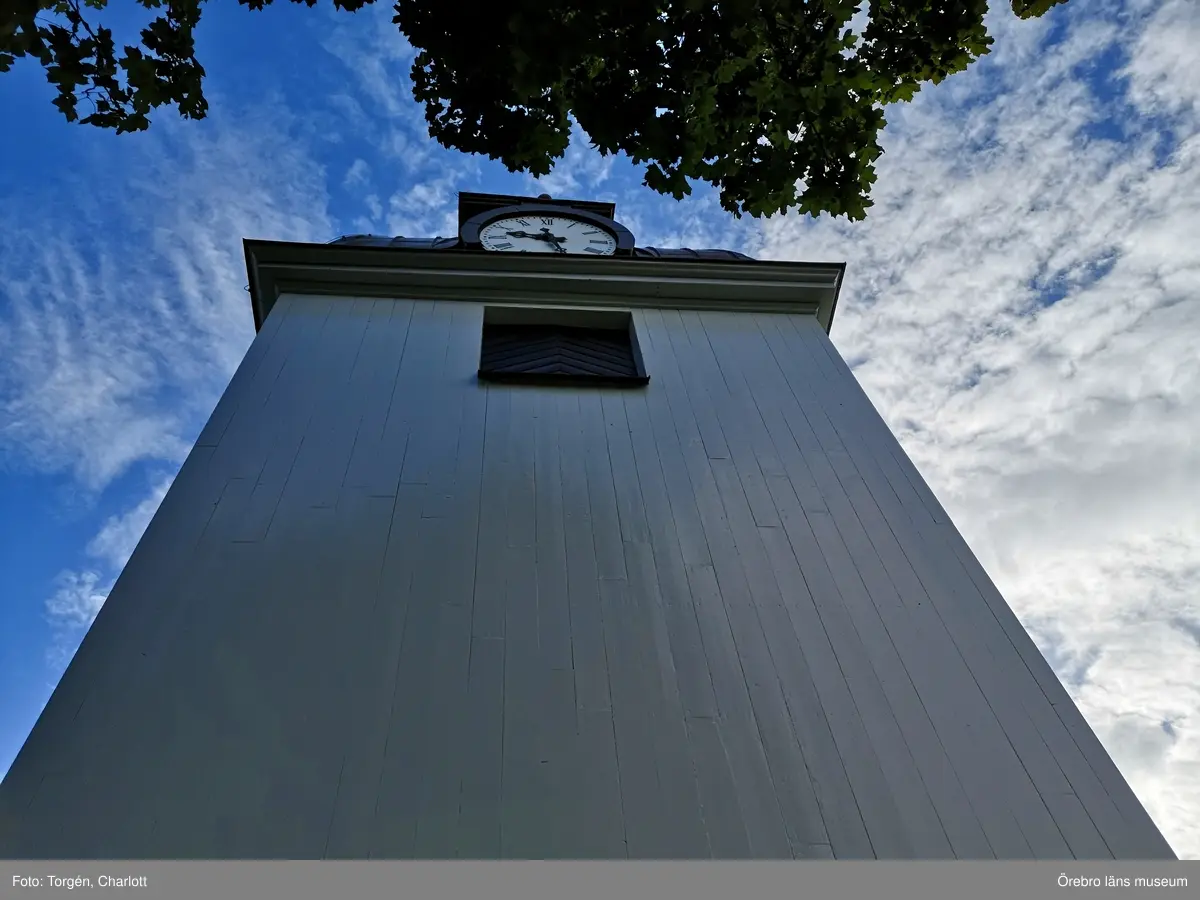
(243, 240), (846, 333)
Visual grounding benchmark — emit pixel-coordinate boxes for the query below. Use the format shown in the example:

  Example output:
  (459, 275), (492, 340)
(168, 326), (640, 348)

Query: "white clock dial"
(478, 214), (618, 256)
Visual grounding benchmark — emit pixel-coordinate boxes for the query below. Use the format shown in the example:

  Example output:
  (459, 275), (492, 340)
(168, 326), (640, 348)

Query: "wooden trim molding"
(244, 240), (846, 334)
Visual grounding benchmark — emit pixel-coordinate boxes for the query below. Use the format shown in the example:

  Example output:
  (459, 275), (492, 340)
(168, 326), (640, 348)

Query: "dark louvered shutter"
(478, 323), (648, 386)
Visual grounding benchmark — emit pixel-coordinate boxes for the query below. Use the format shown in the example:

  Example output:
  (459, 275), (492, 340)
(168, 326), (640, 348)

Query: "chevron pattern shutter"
(478, 323), (648, 385)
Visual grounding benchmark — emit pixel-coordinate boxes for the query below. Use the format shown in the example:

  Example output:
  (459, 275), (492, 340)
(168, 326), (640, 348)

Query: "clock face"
(478, 214), (619, 256)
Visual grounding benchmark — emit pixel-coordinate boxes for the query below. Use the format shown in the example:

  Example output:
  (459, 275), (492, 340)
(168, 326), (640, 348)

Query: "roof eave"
(244, 239), (846, 334)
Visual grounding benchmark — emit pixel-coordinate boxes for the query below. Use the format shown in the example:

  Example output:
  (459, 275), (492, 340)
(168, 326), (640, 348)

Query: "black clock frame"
(460, 203), (636, 256)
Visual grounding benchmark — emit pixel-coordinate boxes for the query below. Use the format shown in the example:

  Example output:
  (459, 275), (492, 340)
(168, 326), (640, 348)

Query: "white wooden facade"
(0, 242), (1176, 859)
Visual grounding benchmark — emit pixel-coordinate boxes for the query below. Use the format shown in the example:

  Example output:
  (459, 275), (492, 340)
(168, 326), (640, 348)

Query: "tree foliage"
(2, 0), (1069, 219)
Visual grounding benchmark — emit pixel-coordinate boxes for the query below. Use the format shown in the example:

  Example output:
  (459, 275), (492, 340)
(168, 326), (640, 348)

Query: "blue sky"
(1, 0), (1198, 858)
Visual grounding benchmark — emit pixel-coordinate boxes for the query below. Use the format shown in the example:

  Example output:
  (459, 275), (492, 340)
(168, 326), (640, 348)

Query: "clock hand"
(507, 228), (566, 247)
(520, 228), (569, 250)
(501, 227), (568, 251)
(537, 227), (568, 246)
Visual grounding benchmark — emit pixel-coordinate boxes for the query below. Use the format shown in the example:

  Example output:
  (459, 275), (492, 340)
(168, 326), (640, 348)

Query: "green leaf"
(4, 0), (1071, 220)
(1011, 0), (1070, 18)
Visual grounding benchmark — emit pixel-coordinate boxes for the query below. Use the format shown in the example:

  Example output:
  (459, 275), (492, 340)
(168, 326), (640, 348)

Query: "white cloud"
(43, 570), (109, 631)
(320, 7), (419, 125)
(1124, 0), (1200, 124)
(343, 158), (372, 189)
(42, 570), (112, 668)
(85, 477), (173, 572)
(319, 6), (482, 238)
(755, 0), (1200, 857)
(620, 185), (759, 252)
(39, 475), (172, 666)
(0, 100), (333, 492)
(386, 173), (461, 238)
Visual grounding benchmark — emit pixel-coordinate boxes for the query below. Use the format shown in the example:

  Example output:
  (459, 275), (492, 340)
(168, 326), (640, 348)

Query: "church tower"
(0, 192), (1176, 859)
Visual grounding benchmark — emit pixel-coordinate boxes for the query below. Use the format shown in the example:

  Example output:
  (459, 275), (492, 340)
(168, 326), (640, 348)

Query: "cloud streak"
(0, 101), (333, 492)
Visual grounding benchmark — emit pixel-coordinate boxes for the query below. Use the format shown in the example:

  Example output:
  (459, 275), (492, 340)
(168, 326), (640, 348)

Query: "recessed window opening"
(478, 305), (649, 387)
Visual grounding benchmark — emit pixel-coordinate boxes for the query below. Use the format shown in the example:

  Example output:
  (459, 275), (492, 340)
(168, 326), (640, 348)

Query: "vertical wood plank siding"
(0, 295), (1176, 860)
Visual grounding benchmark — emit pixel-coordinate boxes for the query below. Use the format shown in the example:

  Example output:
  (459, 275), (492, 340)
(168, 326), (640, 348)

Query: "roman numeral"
(539, 217), (553, 225)
(516, 218), (531, 226)
(565, 221), (578, 229)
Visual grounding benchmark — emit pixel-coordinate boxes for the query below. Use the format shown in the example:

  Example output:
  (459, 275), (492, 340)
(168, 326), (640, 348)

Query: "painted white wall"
(0, 293), (1175, 859)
